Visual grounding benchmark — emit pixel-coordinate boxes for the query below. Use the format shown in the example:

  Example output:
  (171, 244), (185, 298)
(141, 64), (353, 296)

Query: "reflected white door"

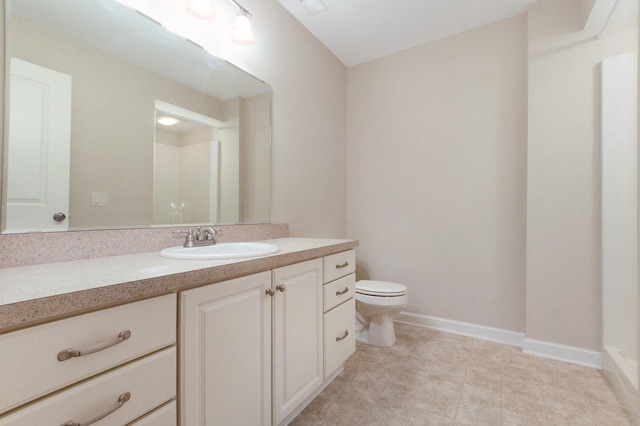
(5, 58), (72, 232)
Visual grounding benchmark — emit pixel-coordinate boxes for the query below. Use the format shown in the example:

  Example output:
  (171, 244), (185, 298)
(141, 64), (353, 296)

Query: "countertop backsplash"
(0, 224), (289, 269)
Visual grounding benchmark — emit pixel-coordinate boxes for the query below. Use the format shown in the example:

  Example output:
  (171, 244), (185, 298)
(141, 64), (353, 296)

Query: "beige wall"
(526, 0), (637, 350)
(346, 16), (528, 332)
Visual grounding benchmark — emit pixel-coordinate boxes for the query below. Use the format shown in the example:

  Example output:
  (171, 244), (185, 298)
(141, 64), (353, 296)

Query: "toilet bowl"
(355, 280), (408, 347)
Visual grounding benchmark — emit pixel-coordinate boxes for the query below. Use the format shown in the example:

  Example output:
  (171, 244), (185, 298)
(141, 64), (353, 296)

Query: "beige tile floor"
(292, 323), (634, 426)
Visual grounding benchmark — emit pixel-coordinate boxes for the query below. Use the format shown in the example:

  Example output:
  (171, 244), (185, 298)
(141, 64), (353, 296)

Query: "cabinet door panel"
(272, 259), (323, 424)
(180, 272), (271, 426)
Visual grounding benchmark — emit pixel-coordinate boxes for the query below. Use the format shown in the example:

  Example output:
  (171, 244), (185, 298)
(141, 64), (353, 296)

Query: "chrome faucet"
(196, 227), (217, 241)
(182, 227), (220, 247)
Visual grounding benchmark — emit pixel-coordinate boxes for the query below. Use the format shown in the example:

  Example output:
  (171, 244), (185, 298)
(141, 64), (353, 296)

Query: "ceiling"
(277, 0), (638, 67)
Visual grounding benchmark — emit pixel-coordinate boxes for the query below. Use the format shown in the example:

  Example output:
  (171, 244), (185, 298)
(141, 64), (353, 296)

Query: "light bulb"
(186, 0), (216, 20)
(232, 11), (255, 45)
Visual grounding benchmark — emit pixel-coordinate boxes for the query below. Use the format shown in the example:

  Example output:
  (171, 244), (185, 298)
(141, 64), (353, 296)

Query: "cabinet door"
(272, 259), (324, 425)
(180, 272), (272, 426)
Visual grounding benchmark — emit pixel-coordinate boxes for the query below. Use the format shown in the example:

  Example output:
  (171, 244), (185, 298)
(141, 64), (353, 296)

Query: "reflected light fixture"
(230, 1), (255, 45)
(186, 0), (216, 20)
(186, 0), (255, 45)
(157, 116), (182, 127)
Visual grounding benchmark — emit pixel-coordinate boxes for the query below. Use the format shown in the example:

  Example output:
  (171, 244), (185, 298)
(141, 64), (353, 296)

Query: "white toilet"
(355, 280), (408, 347)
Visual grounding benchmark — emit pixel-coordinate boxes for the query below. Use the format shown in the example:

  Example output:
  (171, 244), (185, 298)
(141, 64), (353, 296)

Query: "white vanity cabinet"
(178, 248), (355, 425)
(180, 261), (324, 426)
(272, 259), (324, 425)
(180, 271), (273, 426)
(0, 294), (177, 425)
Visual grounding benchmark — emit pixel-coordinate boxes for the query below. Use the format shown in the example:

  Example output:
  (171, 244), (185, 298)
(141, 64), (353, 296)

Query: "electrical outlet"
(92, 192), (108, 207)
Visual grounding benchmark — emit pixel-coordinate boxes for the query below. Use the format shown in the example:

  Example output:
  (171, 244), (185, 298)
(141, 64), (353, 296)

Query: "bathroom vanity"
(0, 237), (357, 425)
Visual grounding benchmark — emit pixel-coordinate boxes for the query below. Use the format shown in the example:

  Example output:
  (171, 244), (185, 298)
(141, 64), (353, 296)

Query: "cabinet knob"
(266, 288), (276, 296)
(276, 284), (286, 292)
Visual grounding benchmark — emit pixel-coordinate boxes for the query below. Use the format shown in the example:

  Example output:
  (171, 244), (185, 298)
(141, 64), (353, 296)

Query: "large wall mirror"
(1, 0), (271, 233)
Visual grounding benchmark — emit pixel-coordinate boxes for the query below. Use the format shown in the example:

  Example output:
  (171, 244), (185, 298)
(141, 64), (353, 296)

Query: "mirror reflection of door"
(152, 101), (237, 226)
(5, 58), (72, 232)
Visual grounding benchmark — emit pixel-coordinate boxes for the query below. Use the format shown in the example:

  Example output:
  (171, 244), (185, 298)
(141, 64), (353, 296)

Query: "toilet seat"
(355, 280), (407, 297)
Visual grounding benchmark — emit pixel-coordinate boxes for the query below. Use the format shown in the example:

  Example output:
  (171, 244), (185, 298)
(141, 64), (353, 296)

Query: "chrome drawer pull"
(335, 287), (349, 296)
(336, 330), (349, 342)
(57, 330), (132, 361)
(335, 261), (349, 269)
(61, 391), (131, 426)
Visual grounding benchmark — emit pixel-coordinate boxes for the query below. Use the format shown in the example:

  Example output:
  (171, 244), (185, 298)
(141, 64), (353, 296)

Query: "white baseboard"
(395, 311), (602, 370)
(394, 311), (525, 347)
(523, 338), (602, 369)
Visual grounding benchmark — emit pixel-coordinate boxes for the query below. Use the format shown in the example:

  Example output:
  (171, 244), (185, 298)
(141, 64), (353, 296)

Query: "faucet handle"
(201, 227), (218, 240)
(183, 228), (195, 247)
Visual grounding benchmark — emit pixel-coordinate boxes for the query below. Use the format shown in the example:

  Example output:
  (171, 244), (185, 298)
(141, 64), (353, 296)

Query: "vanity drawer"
(0, 347), (176, 425)
(130, 400), (177, 425)
(324, 298), (356, 379)
(0, 294), (176, 414)
(324, 273), (355, 312)
(323, 250), (356, 283)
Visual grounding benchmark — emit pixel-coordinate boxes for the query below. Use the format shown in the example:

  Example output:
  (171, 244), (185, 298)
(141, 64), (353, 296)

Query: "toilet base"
(355, 314), (397, 347)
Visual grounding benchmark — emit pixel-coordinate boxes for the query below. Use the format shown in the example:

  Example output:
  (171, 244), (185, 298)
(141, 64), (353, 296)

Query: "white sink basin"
(160, 242), (280, 260)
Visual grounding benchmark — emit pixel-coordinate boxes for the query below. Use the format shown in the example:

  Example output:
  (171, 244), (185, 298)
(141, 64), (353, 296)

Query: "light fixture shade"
(186, 0), (216, 20)
(232, 11), (255, 45)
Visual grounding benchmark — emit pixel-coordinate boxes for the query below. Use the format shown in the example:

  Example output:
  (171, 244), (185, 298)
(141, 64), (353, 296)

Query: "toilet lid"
(356, 280), (407, 297)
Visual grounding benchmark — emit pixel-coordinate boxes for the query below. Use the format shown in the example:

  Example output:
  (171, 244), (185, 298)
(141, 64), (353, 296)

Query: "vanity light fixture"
(230, 0), (255, 45)
(157, 116), (182, 127)
(186, 0), (216, 20)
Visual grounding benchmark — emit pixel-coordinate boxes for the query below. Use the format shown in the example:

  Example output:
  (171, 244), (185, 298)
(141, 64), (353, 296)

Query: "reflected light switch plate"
(92, 192), (108, 206)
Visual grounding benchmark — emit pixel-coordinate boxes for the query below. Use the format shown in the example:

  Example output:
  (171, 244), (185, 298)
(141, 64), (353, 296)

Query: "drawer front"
(324, 298), (356, 379)
(0, 294), (176, 414)
(0, 347), (176, 425)
(130, 400), (177, 425)
(324, 273), (355, 312)
(323, 250), (356, 283)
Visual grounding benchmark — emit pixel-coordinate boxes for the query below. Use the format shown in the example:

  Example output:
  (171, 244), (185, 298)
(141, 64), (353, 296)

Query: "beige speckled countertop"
(0, 237), (358, 333)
